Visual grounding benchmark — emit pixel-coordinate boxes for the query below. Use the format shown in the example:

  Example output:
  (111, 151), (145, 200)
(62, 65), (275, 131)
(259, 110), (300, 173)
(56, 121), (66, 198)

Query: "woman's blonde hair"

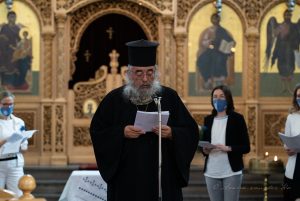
(0, 90), (15, 102)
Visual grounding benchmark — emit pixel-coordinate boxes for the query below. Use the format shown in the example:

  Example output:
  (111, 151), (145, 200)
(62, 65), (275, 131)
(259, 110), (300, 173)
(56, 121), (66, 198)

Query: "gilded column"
(161, 15), (175, 88)
(40, 28), (55, 164)
(245, 27), (259, 100)
(174, 33), (187, 97)
(41, 28), (55, 99)
(51, 9), (68, 165)
(55, 10), (67, 98)
(245, 27), (259, 153)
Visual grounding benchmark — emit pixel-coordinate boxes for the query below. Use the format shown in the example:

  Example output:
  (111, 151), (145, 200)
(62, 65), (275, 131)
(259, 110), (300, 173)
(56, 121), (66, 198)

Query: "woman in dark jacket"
(202, 85), (250, 201)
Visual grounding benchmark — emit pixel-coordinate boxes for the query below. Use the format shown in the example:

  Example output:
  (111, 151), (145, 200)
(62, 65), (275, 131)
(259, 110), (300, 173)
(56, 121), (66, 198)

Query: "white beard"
(123, 78), (162, 105)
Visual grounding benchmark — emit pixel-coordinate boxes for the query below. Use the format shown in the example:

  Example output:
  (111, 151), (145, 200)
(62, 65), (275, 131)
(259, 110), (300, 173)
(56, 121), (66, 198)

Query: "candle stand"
(248, 158), (284, 201)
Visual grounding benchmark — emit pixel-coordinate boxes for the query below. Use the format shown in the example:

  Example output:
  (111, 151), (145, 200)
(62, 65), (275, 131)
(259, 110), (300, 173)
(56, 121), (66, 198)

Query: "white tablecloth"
(59, 170), (107, 201)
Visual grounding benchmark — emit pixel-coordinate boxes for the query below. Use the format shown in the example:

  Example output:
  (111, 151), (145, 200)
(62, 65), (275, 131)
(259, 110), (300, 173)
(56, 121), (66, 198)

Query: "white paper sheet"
(1, 130), (38, 155)
(198, 141), (216, 149)
(134, 111), (169, 132)
(278, 132), (300, 150)
(21, 130), (38, 142)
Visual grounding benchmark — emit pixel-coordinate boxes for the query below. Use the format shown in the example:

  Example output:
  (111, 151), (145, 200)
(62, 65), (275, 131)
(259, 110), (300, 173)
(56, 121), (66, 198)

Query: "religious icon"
(0, 11), (32, 91)
(264, 10), (300, 94)
(83, 99), (97, 117)
(196, 13), (235, 92)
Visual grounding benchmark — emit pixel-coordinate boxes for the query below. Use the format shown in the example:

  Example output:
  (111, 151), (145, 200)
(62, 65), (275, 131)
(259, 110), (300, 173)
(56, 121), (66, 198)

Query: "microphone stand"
(154, 97), (162, 201)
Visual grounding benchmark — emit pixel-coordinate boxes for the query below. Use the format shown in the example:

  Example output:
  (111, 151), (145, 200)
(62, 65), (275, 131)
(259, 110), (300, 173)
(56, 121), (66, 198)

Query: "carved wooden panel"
(161, 17), (174, 87)
(31, 0), (52, 25)
(235, 0), (286, 27)
(56, 0), (67, 10)
(55, 12), (67, 98)
(14, 111), (35, 146)
(73, 126), (92, 146)
(42, 33), (55, 99)
(43, 105), (52, 152)
(160, 0), (173, 11)
(55, 105), (65, 153)
(62, 0), (170, 11)
(175, 34), (186, 96)
(192, 113), (207, 125)
(239, 0), (262, 26)
(263, 113), (286, 146)
(176, 0), (200, 27)
(73, 67), (107, 119)
(14, 112), (34, 130)
(247, 106), (256, 150)
(246, 34), (259, 99)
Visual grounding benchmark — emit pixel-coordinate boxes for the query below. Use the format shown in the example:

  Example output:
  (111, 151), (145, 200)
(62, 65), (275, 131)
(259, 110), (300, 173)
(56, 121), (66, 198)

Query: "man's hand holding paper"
(124, 125), (145, 139)
(133, 111), (169, 133)
(152, 125), (172, 139)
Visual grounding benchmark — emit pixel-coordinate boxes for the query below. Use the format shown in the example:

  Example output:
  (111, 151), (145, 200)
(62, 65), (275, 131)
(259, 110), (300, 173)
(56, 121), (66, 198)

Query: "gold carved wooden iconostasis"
(185, 0), (300, 165)
(0, 0), (299, 166)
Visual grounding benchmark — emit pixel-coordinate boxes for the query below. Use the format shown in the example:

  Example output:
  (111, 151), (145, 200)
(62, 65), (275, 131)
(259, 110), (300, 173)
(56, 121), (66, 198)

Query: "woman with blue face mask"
(201, 85), (250, 201)
(282, 84), (300, 201)
(0, 91), (27, 197)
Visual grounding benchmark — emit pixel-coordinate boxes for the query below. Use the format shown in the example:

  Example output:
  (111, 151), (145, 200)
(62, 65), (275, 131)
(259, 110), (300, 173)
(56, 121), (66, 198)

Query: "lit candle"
(274, 155), (278, 161)
(265, 152), (269, 157)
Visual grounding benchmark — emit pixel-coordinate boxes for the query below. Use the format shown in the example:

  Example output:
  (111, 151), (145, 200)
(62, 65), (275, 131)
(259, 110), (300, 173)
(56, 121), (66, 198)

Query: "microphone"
(152, 94), (162, 200)
(153, 97), (160, 105)
(152, 94), (158, 105)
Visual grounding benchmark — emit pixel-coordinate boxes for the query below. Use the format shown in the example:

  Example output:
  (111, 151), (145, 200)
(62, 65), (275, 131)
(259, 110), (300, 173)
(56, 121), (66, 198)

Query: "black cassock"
(90, 86), (199, 201)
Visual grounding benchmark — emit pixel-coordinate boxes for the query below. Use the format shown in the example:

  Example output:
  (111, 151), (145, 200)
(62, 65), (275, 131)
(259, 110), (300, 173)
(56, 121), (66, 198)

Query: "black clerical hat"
(126, 39), (159, 66)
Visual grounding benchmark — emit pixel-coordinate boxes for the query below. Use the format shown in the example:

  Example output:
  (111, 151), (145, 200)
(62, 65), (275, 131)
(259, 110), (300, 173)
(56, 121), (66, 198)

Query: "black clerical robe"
(90, 86), (199, 201)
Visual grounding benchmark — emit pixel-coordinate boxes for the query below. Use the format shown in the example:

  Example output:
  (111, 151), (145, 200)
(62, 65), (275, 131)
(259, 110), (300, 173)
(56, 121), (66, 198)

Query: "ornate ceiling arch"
(68, 1), (159, 79)
(68, 1), (159, 51)
(257, 0), (300, 29)
(184, 0), (247, 32)
(61, 0), (166, 13)
(29, 0), (52, 26)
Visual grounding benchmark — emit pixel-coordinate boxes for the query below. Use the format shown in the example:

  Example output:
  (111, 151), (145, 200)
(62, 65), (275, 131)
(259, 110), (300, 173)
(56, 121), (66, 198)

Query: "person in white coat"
(0, 90), (28, 196)
(283, 83), (300, 201)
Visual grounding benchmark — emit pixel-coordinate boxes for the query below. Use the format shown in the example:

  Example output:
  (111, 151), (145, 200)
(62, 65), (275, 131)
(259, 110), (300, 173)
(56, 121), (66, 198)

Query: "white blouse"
(284, 112), (300, 179)
(205, 116), (242, 178)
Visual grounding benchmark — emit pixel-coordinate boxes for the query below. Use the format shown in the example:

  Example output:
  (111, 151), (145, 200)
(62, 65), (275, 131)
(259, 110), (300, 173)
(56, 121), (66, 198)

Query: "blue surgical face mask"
(0, 105), (14, 117)
(213, 99), (227, 113)
(297, 98), (300, 107)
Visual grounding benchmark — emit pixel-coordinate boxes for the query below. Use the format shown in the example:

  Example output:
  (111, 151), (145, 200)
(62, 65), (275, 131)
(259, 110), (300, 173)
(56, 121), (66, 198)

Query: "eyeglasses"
(1, 103), (13, 107)
(132, 69), (155, 79)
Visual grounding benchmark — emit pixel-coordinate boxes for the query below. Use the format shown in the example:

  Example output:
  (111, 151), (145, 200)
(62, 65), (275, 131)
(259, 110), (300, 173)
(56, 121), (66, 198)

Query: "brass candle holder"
(248, 153), (284, 201)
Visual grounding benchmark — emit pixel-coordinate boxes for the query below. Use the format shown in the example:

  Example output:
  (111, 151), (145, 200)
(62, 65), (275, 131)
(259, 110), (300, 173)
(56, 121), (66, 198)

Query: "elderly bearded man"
(90, 39), (199, 201)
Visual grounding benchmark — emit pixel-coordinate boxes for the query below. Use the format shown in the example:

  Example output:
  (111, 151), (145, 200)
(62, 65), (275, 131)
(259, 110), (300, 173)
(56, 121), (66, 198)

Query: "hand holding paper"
(1, 130), (38, 155)
(278, 132), (300, 151)
(6, 133), (23, 143)
(134, 111), (169, 133)
(198, 141), (216, 149)
(21, 130), (38, 142)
